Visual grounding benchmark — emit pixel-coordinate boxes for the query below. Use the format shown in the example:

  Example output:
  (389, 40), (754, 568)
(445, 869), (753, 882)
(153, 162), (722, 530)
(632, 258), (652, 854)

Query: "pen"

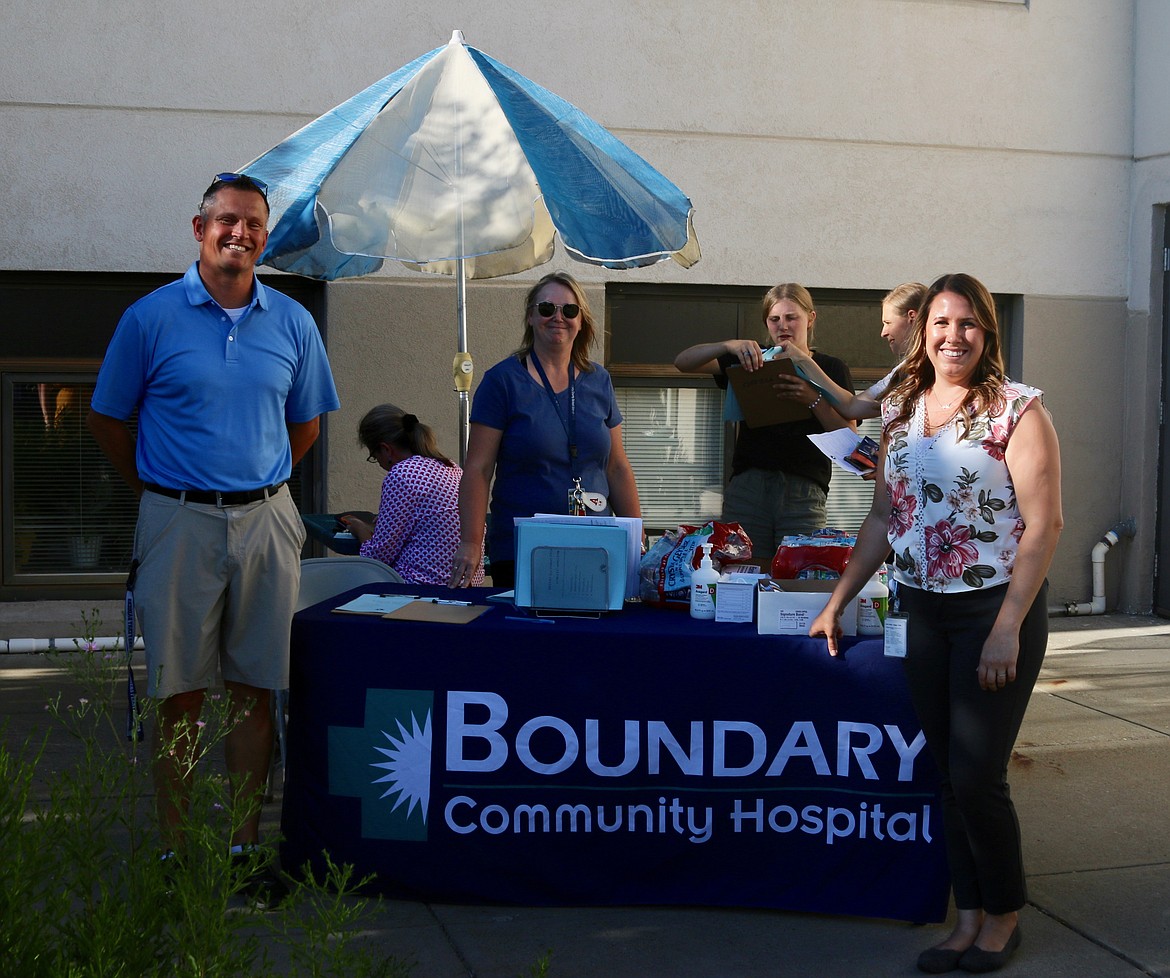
(505, 616), (555, 625)
(430, 598), (472, 606)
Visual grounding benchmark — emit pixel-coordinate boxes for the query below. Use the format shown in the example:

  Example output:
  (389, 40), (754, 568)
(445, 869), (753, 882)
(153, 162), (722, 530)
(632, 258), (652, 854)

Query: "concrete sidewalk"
(2, 609), (1168, 977)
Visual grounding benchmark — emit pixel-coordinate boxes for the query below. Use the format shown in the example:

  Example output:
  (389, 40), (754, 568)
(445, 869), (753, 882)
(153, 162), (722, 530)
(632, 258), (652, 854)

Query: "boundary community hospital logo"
(324, 687), (936, 850)
(329, 688), (433, 841)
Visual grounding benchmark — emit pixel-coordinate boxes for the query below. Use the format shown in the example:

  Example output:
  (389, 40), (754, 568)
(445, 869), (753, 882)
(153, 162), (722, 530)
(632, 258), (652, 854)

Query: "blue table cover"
(282, 583), (949, 921)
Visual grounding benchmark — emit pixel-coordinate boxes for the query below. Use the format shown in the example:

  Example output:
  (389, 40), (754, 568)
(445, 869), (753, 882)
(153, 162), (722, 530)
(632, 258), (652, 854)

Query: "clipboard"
(513, 520), (628, 611)
(382, 601), (491, 624)
(530, 545), (610, 612)
(725, 359), (808, 428)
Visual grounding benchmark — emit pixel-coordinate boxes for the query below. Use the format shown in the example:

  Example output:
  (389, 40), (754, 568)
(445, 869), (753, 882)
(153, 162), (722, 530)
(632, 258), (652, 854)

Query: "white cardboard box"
(714, 573), (766, 623)
(756, 579), (858, 636)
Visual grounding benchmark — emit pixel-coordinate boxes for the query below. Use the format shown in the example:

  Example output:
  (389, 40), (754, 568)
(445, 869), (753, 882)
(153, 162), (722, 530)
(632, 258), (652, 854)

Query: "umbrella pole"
(453, 256), (472, 467)
(453, 80), (471, 469)
(451, 76), (470, 470)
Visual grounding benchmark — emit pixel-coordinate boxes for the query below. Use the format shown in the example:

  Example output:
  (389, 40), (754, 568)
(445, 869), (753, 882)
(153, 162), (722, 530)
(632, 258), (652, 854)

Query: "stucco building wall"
(0, 0), (1158, 610)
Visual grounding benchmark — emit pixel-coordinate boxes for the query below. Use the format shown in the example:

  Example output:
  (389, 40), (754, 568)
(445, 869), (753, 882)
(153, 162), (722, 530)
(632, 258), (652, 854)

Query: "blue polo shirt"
(91, 262), (340, 490)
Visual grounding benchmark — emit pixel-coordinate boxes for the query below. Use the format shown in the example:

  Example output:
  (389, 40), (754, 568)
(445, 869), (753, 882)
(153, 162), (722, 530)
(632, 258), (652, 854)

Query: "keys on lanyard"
(569, 477), (587, 516)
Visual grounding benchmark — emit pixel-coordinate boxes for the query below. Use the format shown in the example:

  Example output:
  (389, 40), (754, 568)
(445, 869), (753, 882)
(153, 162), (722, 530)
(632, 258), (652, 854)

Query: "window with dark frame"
(0, 271), (327, 600)
(4, 373), (139, 581)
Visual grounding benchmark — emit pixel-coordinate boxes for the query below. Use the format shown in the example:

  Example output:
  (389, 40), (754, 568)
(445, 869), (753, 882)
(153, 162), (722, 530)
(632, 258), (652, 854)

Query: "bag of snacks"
(770, 528), (856, 580)
(639, 520), (753, 606)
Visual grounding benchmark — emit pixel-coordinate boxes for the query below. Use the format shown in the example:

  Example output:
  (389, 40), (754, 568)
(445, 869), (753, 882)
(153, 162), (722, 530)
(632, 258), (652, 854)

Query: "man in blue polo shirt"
(88, 172), (340, 908)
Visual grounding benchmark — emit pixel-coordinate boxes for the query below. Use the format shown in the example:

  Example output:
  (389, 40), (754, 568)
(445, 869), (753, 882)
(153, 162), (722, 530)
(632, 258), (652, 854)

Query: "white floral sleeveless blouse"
(881, 381), (1042, 593)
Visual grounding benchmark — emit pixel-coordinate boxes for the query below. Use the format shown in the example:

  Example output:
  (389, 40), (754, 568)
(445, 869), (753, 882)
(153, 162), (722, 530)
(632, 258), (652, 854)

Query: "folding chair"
(296, 555), (406, 612)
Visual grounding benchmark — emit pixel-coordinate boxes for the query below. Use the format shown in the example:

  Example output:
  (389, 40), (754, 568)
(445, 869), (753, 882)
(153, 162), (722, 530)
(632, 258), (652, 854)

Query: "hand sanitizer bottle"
(690, 542), (718, 620)
(857, 571), (889, 636)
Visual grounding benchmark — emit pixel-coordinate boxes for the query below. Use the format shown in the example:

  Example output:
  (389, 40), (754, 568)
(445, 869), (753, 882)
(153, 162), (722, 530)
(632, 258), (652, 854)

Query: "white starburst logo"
(370, 708), (432, 822)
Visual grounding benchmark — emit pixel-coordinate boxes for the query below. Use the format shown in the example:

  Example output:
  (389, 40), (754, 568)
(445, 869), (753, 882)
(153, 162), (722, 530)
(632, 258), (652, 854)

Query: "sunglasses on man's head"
(213, 172), (269, 199)
(532, 301), (580, 319)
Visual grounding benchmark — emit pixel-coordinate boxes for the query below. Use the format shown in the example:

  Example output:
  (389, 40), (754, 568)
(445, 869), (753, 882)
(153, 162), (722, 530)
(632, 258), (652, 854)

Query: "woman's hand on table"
(809, 606), (845, 657)
(448, 543), (481, 588)
(340, 515), (374, 543)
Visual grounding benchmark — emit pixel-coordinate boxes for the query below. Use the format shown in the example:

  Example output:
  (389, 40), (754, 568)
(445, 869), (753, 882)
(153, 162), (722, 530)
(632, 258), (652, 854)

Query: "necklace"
(930, 388), (962, 410)
(923, 388), (965, 437)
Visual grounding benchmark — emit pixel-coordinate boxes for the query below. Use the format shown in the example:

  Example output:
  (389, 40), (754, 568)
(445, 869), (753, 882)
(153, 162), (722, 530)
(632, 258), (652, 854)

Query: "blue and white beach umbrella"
(240, 30), (700, 456)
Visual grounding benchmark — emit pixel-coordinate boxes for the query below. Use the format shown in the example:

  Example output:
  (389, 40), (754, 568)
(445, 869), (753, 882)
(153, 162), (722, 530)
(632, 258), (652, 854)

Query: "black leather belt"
(144, 482), (284, 506)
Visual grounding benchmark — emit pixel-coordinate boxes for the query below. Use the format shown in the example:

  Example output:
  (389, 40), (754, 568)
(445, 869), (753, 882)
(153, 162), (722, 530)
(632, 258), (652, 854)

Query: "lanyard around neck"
(529, 352), (578, 465)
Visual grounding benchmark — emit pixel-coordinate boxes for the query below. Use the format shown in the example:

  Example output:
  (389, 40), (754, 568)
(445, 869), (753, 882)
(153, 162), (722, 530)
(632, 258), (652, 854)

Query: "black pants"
(488, 559), (515, 589)
(899, 581), (1048, 914)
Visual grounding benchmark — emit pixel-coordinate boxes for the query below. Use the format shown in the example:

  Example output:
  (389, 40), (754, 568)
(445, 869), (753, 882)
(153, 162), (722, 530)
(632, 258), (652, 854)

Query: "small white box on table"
(756, 579), (858, 636)
(714, 572), (768, 623)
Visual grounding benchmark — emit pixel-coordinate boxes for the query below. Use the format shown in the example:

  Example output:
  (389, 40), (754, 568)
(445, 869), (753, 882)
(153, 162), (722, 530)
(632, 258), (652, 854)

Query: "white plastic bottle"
(690, 542), (718, 620)
(857, 572), (889, 636)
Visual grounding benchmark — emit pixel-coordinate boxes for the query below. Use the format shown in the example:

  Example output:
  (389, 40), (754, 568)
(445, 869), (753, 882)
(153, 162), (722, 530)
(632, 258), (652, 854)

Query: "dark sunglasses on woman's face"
(532, 301), (580, 320)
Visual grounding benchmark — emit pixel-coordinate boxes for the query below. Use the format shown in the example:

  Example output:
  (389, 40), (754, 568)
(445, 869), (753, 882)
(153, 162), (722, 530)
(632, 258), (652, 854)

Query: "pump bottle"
(857, 571), (889, 636)
(690, 542), (718, 620)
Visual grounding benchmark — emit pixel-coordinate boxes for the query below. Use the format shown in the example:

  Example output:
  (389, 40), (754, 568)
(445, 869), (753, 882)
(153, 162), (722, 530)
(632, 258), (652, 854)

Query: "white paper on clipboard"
(332, 593), (419, 615)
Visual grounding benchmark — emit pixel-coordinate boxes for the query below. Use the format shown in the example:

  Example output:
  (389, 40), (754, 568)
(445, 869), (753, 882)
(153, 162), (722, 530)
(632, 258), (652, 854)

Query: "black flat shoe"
(917, 945), (965, 973)
(958, 926), (1021, 973)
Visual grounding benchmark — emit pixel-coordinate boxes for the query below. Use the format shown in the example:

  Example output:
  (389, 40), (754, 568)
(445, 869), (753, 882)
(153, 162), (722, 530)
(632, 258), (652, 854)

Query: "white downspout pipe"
(1, 636), (144, 654)
(1049, 518), (1137, 617)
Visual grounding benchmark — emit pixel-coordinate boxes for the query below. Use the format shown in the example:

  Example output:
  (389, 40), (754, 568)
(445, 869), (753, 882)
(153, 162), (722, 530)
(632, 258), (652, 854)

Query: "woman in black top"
(674, 283), (855, 562)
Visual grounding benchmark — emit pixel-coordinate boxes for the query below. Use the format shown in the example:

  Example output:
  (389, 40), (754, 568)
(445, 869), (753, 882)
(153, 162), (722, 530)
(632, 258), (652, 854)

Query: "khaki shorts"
(722, 468), (827, 567)
(133, 485), (306, 698)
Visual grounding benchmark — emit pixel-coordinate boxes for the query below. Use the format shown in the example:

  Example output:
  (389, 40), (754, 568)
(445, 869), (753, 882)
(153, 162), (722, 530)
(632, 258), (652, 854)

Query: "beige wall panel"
(2, 105), (1129, 304)
(617, 133), (1131, 296)
(598, 1), (1130, 157)
(2, 0), (1134, 289)
(1135, 0), (1170, 161)
(323, 278), (606, 515)
(0, 107), (315, 272)
(1019, 297), (1130, 610)
(2, 2), (1131, 155)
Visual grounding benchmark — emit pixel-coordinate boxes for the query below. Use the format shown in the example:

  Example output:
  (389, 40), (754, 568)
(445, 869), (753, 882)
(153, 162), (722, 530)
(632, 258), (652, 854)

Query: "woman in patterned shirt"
(809, 273), (1063, 975)
(344, 405), (484, 585)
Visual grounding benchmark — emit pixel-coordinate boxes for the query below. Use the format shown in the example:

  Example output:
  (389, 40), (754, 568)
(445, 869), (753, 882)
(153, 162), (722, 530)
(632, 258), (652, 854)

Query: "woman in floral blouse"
(344, 405), (484, 586)
(810, 273), (1063, 975)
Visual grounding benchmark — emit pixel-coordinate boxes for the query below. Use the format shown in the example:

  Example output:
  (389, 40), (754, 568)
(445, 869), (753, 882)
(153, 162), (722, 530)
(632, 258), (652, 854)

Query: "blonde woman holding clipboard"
(779, 281), (927, 423)
(674, 283), (855, 560)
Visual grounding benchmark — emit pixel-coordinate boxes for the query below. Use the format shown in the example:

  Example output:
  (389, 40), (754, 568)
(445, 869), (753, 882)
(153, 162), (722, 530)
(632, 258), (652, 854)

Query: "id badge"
(581, 490), (607, 513)
(569, 478), (607, 515)
(884, 612), (908, 658)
